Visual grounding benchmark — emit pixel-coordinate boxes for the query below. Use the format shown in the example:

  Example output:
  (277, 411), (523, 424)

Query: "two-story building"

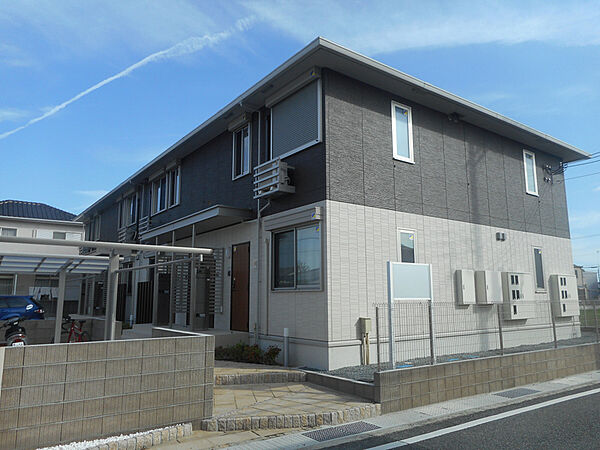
(0, 200), (84, 314)
(77, 38), (589, 369)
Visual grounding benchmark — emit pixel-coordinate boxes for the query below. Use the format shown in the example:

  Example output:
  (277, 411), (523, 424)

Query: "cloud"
(0, 43), (35, 67)
(245, 0), (600, 54)
(0, 1), (223, 56)
(0, 18), (255, 141)
(0, 108), (28, 123)
(75, 190), (109, 198)
(570, 211), (600, 229)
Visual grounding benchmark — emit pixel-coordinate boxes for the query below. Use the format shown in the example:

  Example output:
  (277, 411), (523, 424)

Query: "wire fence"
(374, 300), (595, 370)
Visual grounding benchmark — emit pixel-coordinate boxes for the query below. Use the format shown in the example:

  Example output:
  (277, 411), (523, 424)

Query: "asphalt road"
(324, 385), (600, 450)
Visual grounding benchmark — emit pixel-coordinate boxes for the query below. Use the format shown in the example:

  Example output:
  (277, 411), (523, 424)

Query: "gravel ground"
(309, 331), (599, 382)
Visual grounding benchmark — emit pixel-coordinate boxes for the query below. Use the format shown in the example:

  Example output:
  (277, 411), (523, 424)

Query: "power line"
(559, 170), (600, 182)
(572, 233), (600, 240)
(567, 157), (600, 168)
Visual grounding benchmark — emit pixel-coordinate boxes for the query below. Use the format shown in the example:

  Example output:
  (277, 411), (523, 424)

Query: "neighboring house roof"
(77, 37), (591, 220)
(0, 200), (76, 221)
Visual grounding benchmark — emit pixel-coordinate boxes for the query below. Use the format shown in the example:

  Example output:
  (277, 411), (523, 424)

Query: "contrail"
(0, 17), (255, 140)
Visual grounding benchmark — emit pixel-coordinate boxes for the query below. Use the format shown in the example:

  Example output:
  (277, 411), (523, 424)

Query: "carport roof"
(0, 252), (110, 275)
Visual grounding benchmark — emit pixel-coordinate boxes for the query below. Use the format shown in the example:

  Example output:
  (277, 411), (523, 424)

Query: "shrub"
(215, 342), (281, 365)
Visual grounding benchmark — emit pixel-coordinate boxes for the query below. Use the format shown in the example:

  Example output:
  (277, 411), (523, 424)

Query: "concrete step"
(215, 370), (306, 385)
(200, 404), (381, 432)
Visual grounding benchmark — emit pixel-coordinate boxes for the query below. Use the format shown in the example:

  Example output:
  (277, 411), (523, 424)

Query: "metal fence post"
(550, 302), (558, 349)
(375, 306), (381, 371)
(387, 262), (395, 369)
(593, 301), (599, 343)
(428, 300), (436, 365)
(496, 303), (504, 355)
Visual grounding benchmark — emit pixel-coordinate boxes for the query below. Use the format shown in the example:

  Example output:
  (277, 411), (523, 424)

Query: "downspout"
(255, 197), (270, 344)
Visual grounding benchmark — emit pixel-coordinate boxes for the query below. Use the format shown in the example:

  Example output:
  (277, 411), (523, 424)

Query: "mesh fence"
(374, 300), (591, 370)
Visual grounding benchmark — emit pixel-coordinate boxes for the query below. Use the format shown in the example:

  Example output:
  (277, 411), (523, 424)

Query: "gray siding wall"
(323, 70), (570, 239)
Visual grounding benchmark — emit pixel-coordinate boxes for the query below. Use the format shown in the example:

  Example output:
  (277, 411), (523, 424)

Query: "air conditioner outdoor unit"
(253, 158), (295, 199)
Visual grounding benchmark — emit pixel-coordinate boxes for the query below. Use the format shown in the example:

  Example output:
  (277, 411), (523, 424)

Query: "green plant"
(215, 342), (281, 365)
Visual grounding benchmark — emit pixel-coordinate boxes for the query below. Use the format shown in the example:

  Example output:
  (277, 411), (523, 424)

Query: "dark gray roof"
(0, 200), (76, 221)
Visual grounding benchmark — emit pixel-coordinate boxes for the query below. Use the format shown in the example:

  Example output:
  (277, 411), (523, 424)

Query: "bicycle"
(61, 315), (90, 343)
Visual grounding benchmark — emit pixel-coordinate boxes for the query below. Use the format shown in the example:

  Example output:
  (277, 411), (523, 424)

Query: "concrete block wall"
(0, 335), (214, 449)
(374, 343), (600, 414)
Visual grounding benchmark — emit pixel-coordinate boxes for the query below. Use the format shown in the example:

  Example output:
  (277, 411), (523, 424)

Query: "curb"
(42, 423), (192, 450)
(200, 404), (381, 432)
(215, 371), (306, 385)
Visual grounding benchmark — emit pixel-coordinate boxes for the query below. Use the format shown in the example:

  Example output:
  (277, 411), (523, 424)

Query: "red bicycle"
(61, 315), (90, 342)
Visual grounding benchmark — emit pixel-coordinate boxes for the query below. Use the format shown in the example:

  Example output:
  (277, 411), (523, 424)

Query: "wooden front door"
(230, 243), (250, 332)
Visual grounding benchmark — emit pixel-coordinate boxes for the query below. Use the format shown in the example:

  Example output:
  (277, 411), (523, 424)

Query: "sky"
(1, 0), (600, 267)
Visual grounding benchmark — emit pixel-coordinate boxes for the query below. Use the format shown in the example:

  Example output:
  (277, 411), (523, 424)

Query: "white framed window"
(232, 124), (250, 179)
(533, 247), (545, 291)
(272, 223), (322, 290)
(391, 101), (414, 163)
(0, 227), (17, 237)
(52, 231), (66, 240)
(397, 229), (416, 263)
(168, 167), (180, 207)
(118, 194), (138, 228)
(152, 175), (167, 215)
(523, 150), (538, 196)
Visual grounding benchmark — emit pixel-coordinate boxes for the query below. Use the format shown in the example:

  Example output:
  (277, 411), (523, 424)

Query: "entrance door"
(230, 243), (250, 332)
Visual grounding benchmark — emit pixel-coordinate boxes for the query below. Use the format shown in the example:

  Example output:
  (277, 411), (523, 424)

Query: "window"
(533, 247), (545, 290)
(397, 230), (416, 263)
(0, 276), (14, 295)
(168, 167), (180, 207)
(119, 194), (138, 228)
(523, 150), (538, 196)
(270, 80), (321, 160)
(52, 231), (66, 240)
(152, 175), (167, 214)
(151, 167), (180, 215)
(232, 125), (250, 179)
(391, 101), (414, 163)
(273, 224), (321, 289)
(0, 227), (16, 237)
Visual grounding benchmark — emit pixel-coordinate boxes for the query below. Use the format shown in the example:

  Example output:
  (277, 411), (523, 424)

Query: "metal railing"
(374, 300), (594, 370)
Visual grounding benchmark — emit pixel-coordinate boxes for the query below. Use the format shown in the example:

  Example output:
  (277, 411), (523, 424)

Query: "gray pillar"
(104, 252), (120, 340)
(189, 224), (197, 330)
(54, 270), (67, 344)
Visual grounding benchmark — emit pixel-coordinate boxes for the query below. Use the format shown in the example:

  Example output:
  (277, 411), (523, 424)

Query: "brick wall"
(0, 335), (214, 449)
(374, 343), (600, 414)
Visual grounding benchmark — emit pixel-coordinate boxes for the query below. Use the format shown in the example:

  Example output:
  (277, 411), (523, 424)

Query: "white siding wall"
(326, 200), (578, 368)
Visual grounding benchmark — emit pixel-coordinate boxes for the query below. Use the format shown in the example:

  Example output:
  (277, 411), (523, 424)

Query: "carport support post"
(54, 270), (67, 344)
(104, 251), (120, 340)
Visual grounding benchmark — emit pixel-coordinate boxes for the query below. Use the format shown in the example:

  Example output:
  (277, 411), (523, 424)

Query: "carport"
(0, 235), (212, 342)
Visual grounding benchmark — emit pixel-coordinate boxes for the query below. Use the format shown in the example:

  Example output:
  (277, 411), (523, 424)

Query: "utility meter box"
(358, 317), (371, 334)
(549, 274), (579, 318)
(474, 270), (503, 305)
(455, 269), (476, 305)
(501, 272), (535, 320)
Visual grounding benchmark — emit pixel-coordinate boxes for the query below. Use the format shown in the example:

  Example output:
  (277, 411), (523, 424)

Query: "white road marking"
(367, 387), (600, 449)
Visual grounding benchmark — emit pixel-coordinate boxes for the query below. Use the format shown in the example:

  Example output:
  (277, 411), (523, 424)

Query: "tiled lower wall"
(0, 335), (214, 449)
(375, 343), (600, 414)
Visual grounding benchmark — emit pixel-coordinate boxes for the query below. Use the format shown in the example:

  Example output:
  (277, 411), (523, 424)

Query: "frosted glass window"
(392, 102), (414, 162)
(523, 150), (538, 195)
(398, 230), (416, 263)
(233, 125), (250, 178)
(1, 228), (16, 237)
(534, 248), (545, 290)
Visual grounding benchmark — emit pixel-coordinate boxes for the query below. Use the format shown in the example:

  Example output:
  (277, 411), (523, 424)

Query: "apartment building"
(77, 38), (589, 369)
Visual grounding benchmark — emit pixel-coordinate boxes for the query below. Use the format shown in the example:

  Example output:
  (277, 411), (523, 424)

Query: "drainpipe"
(256, 198), (270, 345)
